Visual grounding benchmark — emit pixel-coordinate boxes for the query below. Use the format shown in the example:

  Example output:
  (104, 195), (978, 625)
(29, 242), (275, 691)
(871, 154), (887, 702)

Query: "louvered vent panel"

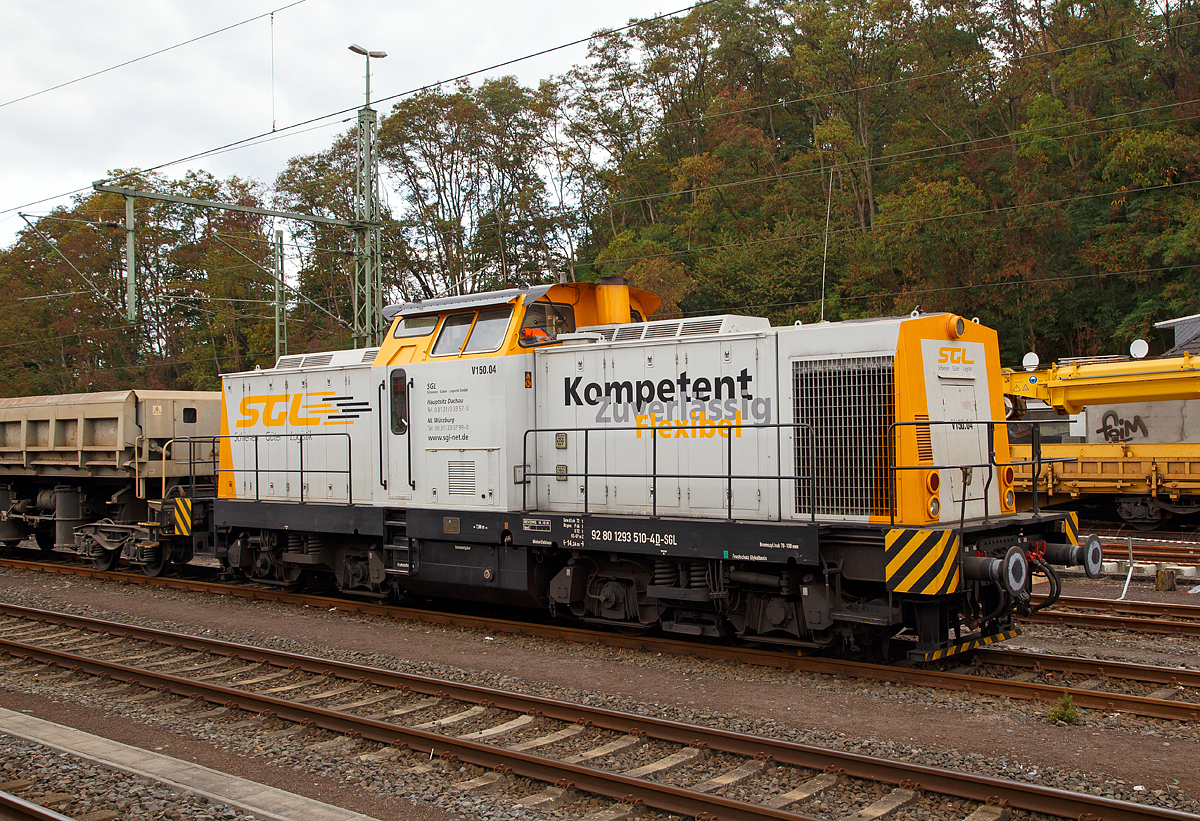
(448, 461), (477, 495)
(274, 356), (304, 370)
(679, 319), (724, 336)
(360, 348), (380, 364)
(593, 328), (616, 341)
(302, 354), (334, 367)
(914, 414), (934, 462)
(644, 322), (681, 338)
(614, 326), (644, 341)
(793, 356), (895, 517)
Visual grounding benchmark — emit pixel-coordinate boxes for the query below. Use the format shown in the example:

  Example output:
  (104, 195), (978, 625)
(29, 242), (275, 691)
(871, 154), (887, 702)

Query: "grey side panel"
(215, 500), (386, 536)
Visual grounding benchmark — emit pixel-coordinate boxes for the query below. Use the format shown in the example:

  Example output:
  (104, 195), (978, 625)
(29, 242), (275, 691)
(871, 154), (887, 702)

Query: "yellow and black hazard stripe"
(1062, 511), (1079, 545)
(885, 528), (960, 595)
(173, 498), (193, 537)
(913, 628), (1021, 662)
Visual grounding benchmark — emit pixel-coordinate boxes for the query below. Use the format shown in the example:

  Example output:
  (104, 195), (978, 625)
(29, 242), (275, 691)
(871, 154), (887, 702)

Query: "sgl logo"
(937, 347), (975, 365)
(235, 392), (371, 428)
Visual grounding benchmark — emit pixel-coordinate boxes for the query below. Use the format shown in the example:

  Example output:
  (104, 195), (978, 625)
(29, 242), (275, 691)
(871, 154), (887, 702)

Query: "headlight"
(1005, 489), (1015, 508)
(929, 497), (940, 517)
(945, 314), (966, 339)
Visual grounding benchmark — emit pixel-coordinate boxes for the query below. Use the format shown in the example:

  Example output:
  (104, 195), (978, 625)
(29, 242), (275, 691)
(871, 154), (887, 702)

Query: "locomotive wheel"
(93, 549), (120, 572)
(613, 624), (649, 636)
(249, 546), (304, 587)
(279, 567), (306, 593)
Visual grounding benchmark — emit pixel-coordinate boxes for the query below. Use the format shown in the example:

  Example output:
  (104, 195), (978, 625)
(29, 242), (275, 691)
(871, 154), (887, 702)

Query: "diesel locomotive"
(0, 280), (1100, 660)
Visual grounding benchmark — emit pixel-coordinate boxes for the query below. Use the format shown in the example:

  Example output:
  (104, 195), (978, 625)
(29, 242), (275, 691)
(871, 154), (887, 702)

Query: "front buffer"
(887, 511), (1100, 660)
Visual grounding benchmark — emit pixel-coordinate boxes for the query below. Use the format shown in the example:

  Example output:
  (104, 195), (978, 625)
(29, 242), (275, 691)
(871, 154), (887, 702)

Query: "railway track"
(3, 557), (1200, 723)
(0, 789), (72, 821)
(1025, 595), (1200, 636)
(1090, 530), (1200, 565)
(0, 603), (1190, 821)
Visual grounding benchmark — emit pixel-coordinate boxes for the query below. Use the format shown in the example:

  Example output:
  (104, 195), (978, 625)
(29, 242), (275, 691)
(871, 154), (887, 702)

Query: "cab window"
(519, 302), (576, 347)
(462, 307), (513, 353)
(431, 312), (474, 356)
(430, 306), (515, 356)
(392, 314), (438, 338)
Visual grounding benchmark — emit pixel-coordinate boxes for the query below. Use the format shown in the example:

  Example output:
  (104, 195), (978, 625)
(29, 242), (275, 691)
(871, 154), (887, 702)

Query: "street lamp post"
(348, 43), (387, 348)
(348, 43), (387, 105)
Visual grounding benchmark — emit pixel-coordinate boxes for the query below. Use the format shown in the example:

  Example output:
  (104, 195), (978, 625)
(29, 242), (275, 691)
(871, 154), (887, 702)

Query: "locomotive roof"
(382, 285), (555, 320)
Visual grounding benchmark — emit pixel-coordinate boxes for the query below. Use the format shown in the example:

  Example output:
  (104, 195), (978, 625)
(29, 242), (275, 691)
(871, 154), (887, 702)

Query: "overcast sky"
(0, 0), (665, 248)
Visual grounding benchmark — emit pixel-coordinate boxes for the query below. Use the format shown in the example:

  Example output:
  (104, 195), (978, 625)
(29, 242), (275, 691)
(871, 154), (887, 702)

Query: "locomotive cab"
(371, 279), (663, 367)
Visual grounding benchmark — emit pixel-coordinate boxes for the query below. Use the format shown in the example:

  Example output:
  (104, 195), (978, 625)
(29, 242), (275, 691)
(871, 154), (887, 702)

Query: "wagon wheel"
(1129, 519), (1166, 532)
(141, 542), (171, 577)
(34, 527), (54, 555)
(142, 555), (171, 577)
(93, 549), (120, 572)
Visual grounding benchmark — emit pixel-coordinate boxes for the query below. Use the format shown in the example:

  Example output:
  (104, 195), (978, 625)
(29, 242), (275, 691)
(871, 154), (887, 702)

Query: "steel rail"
(1122, 555), (1200, 564)
(977, 648), (1200, 688)
(0, 790), (75, 821)
(1092, 530), (1200, 545)
(2, 561), (1199, 721)
(1022, 609), (1200, 637)
(1047, 596), (1200, 621)
(0, 607), (1191, 821)
(1091, 533), (1200, 564)
(0, 636), (805, 821)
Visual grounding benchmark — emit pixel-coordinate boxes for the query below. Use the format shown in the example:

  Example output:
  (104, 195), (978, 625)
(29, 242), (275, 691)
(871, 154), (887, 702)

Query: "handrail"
(133, 434), (143, 499)
(407, 377), (415, 490)
(173, 433), (355, 505)
(377, 380), (388, 490)
(885, 418), (1076, 527)
(161, 436), (220, 499)
(162, 438), (173, 500)
(520, 422), (816, 521)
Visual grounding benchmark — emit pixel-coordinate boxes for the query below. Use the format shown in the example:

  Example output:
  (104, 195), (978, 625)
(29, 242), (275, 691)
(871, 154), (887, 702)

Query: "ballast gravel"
(0, 735), (259, 821)
(0, 565), (1196, 820)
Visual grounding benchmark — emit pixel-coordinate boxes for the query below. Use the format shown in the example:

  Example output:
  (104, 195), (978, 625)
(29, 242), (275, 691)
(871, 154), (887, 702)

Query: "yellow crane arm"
(1002, 352), (1200, 414)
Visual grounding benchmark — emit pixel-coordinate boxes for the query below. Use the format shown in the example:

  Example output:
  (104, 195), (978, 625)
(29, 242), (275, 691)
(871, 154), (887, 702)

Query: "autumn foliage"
(2, 0), (1198, 394)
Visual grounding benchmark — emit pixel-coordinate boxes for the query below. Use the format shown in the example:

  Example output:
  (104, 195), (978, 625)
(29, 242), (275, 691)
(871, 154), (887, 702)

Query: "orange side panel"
(217, 391), (237, 499)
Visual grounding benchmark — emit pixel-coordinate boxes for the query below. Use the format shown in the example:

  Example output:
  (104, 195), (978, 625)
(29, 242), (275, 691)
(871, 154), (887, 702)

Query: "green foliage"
(1048, 689), (1081, 724)
(0, 170), (280, 396)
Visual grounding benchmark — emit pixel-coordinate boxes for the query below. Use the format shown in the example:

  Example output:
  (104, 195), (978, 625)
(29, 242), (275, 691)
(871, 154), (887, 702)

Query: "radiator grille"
(914, 414), (934, 462)
(679, 318), (724, 336)
(644, 322), (681, 338)
(448, 461), (477, 495)
(793, 356), (895, 517)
